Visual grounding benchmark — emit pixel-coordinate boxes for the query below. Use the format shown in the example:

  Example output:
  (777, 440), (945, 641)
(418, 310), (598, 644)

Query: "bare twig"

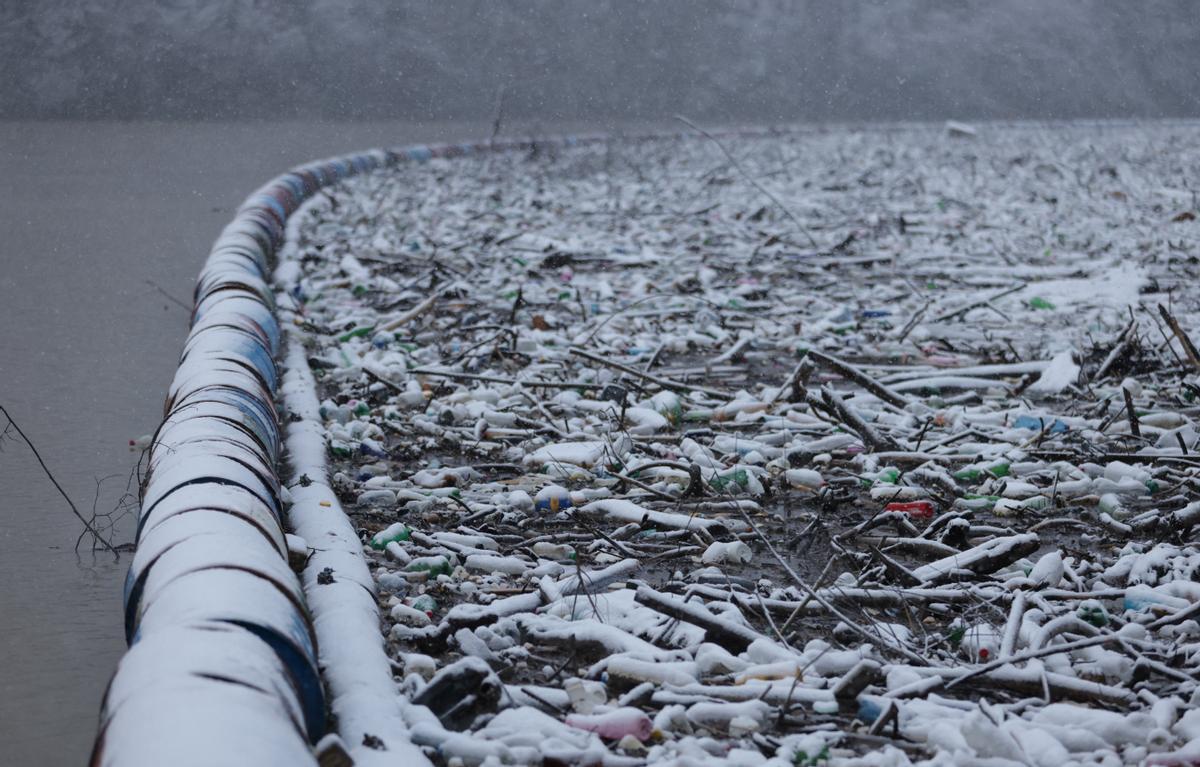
(1, 405), (119, 557)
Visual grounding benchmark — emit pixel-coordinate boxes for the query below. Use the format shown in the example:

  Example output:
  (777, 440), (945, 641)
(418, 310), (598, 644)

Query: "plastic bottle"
(952, 462), (1010, 482)
(409, 594), (438, 615)
(531, 541), (575, 560)
(960, 624), (1000, 662)
(784, 468), (824, 490)
(884, 500), (935, 519)
(357, 489), (396, 506)
(710, 468), (749, 491)
(358, 438), (388, 458)
(370, 523), (411, 550)
(564, 678), (607, 714)
(1097, 493), (1127, 519)
(861, 468), (900, 487)
(1028, 551), (1064, 588)
(1012, 415), (1068, 433)
(337, 325), (375, 343)
(956, 494), (999, 511)
(1020, 496), (1052, 512)
(565, 708), (653, 740)
(701, 541), (753, 565)
(405, 555), (454, 577)
(534, 484), (572, 512)
(320, 400), (354, 424)
(648, 391), (683, 425)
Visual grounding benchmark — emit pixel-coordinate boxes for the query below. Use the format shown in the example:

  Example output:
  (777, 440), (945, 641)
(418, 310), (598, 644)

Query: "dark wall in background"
(3, 1), (1198, 122)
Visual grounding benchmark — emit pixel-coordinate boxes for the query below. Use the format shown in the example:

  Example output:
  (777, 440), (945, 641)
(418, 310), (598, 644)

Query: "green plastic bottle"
(410, 594), (438, 614)
(405, 555), (453, 577)
(338, 325), (375, 343)
(370, 523), (411, 550)
(952, 462), (1010, 482)
(711, 468), (749, 490)
(861, 468), (900, 488)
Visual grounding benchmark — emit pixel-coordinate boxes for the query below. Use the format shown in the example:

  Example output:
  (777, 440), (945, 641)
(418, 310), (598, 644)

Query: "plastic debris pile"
(277, 123), (1200, 766)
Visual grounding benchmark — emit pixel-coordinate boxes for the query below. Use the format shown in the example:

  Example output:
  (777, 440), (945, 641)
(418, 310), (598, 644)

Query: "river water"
(0, 119), (525, 765)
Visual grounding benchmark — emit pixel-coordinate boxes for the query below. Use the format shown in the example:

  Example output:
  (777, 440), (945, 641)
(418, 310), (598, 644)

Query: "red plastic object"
(884, 500), (935, 519)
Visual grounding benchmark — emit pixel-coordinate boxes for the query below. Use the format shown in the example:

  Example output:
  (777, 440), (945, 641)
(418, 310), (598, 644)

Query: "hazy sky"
(3, 1), (1198, 122)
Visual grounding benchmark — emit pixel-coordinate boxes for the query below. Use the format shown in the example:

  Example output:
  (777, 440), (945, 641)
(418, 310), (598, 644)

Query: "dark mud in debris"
(282, 124), (1200, 765)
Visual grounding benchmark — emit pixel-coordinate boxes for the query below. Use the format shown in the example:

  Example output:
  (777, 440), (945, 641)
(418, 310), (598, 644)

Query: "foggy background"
(1, 2), (1198, 764)
(4, 0), (1199, 123)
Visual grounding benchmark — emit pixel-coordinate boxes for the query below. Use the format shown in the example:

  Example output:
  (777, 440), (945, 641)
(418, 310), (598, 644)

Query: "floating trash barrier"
(93, 150), (395, 766)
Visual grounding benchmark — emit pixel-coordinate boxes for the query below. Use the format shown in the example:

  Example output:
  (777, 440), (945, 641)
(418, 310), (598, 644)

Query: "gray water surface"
(0, 119), (509, 765)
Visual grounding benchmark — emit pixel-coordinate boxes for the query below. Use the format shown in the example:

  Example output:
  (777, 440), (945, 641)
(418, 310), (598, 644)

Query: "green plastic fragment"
(793, 746), (830, 766)
(1028, 296), (1055, 310)
(1077, 602), (1109, 627)
(710, 468), (749, 490)
(338, 325), (375, 342)
(947, 624), (965, 646)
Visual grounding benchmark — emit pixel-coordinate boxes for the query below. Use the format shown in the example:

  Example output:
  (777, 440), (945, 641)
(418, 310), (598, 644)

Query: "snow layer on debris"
(275, 123), (1200, 766)
(1021, 260), (1146, 314)
(1028, 349), (1081, 394)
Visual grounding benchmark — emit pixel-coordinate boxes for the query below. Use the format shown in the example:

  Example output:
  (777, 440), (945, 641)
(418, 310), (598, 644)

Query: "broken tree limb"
(911, 533), (1040, 585)
(380, 292), (440, 332)
(1158, 303), (1200, 370)
(818, 386), (901, 452)
(568, 347), (730, 398)
(634, 585), (764, 653)
(805, 349), (911, 408)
